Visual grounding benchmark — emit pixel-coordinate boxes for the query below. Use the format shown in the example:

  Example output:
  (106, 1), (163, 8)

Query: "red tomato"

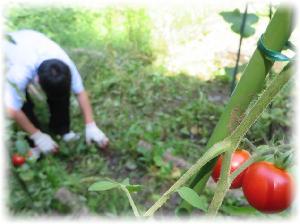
(12, 154), (26, 167)
(242, 161), (294, 213)
(212, 149), (251, 189)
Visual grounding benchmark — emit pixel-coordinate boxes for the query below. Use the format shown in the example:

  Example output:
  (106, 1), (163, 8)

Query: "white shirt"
(4, 29), (84, 110)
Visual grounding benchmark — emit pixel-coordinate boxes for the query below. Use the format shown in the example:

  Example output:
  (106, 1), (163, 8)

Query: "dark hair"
(38, 59), (71, 99)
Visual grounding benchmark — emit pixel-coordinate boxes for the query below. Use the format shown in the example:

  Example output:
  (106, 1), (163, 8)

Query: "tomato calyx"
(274, 150), (294, 170)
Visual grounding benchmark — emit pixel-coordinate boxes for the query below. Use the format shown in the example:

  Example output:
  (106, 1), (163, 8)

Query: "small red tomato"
(12, 154), (26, 167)
(242, 161), (294, 213)
(212, 149), (251, 189)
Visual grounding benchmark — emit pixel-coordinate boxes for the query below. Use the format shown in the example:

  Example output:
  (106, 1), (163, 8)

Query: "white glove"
(62, 131), (80, 142)
(85, 122), (109, 148)
(28, 147), (41, 160)
(30, 131), (58, 154)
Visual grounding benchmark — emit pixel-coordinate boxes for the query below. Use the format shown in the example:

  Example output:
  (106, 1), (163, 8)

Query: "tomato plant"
(242, 161), (294, 213)
(12, 154), (26, 167)
(212, 149), (250, 189)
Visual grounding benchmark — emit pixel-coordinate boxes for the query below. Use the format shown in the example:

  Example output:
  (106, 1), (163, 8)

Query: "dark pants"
(21, 89), (71, 136)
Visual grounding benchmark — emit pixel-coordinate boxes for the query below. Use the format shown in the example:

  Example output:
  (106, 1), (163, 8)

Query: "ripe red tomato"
(12, 154), (26, 167)
(212, 149), (251, 189)
(242, 161), (294, 213)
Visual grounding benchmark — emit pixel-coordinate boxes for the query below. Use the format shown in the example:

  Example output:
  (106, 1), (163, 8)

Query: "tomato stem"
(207, 150), (233, 215)
(242, 138), (257, 152)
(230, 148), (275, 181)
(207, 62), (294, 215)
(181, 6), (295, 213)
(143, 62), (293, 217)
(120, 185), (140, 217)
(143, 140), (231, 217)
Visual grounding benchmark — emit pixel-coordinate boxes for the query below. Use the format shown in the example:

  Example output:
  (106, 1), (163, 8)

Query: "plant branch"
(143, 140), (231, 217)
(181, 7), (294, 213)
(208, 147), (277, 216)
(207, 62), (294, 215)
(121, 186), (140, 217)
(229, 148), (275, 181)
(143, 62), (293, 217)
(207, 150), (234, 215)
(242, 138), (257, 152)
(230, 63), (293, 143)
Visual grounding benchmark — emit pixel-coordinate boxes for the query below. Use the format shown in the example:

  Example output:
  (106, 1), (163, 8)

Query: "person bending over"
(4, 29), (109, 157)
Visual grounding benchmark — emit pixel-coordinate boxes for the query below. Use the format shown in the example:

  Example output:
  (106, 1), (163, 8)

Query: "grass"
(6, 5), (292, 217)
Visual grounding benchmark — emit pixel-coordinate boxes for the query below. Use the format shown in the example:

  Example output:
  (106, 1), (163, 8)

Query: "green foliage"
(6, 5), (292, 217)
(7, 6), (153, 56)
(14, 132), (30, 155)
(89, 178), (142, 216)
(89, 181), (119, 191)
(220, 9), (259, 37)
(176, 187), (208, 211)
(248, 74), (292, 143)
(221, 205), (260, 216)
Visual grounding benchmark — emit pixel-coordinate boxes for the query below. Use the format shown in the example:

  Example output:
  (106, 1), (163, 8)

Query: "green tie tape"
(258, 35), (292, 61)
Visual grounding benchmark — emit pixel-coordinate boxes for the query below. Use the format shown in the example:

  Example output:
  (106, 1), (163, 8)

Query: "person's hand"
(30, 131), (58, 154)
(28, 147), (41, 160)
(85, 122), (109, 149)
(62, 131), (80, 142)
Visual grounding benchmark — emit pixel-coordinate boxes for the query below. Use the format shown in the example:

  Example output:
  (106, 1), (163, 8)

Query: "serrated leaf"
(88, 181), (119, 191)
(176, 187), (208, 211)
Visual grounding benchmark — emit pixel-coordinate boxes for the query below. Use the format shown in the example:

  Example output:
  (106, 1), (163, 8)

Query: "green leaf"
(153, 155), (164, 167)
(125, 159), (137, 170)
(19, 170), (34, 181)
(126, 184), (142, 193)
(121, 178), (142, 192)
(176, 187), (208, 211)
(15, 139), (29, 154)
(88, 181), (119, 191)
(180, 127), (189, 136)
(121, 178), (130, 185)
(221, 205), (260, 216)
(220, 9), (259, 37)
